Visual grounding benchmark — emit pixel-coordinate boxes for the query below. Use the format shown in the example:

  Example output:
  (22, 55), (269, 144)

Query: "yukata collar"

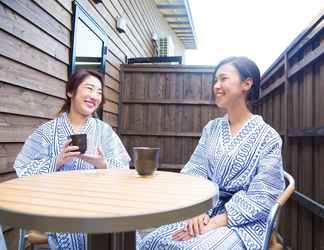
(62, 112), (92, 134)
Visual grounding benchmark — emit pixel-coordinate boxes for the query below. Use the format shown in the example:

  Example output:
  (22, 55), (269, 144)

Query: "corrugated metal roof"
(155, 0), (197, 49)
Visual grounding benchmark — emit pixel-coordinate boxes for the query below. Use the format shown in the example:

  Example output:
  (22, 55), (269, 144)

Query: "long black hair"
(213, 56), (260, 102)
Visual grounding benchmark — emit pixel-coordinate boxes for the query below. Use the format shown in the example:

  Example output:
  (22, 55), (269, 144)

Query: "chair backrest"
(0, 225), (7, 250)
(261, 171), (295, 250)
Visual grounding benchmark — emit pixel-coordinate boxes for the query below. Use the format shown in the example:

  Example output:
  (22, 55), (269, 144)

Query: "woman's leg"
(139, 222), (245, 250)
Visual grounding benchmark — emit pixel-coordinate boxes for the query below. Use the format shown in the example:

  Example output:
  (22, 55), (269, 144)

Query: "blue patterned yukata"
(139, 115), (285, 250)
(14, 112), (131, 250)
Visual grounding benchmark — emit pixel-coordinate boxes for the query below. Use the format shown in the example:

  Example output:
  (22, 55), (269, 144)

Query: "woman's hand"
(78, 147), (107, 169)
(56, 139), (81, 169)
(172, 213), (209, 240)
(172, 213), (228, 241)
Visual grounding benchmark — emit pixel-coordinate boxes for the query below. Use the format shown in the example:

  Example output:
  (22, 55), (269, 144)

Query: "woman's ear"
(67, 92), (72, 98)
(242, 78), (253, 92)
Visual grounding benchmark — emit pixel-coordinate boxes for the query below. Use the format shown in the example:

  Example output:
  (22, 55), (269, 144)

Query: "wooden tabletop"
(0, 169), (217, 233)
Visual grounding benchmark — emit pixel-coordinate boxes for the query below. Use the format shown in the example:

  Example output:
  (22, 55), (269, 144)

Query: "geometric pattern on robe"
(140, 114), (285, 250)
(14, 112), (131, 250)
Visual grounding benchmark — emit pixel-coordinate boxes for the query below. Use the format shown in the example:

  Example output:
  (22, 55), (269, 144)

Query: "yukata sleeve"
(14, 127), (58, 177)
(225, 132), (285, 227)
(181, 121), (213, 178)
(102, 124), (130, 169)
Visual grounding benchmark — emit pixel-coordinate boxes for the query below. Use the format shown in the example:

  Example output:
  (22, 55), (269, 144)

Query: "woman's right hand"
(184, 213), (210, 236)
(172, 213), (209, 241)
(56, 139), (80, 168)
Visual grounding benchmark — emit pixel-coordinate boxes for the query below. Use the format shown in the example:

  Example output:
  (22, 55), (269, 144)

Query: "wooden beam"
(127, 56), (182, 64)
(288, 126), (324, 137)
(261, 60), (284, 86)
(119, 130), (201, 137)
(157, 4), (185, 9)
(260, 76), (285, 99)
(292, 191), (324, 220)
(163, 14), (187, 18)
(288, 42), (324, 78)
(175, 31), (193, 34)
(172, 27), (192, 30)
(122, 99), (214, 106)
(168, 21), (190, 25)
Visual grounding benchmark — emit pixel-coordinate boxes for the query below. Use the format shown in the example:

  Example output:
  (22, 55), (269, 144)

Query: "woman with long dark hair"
(14, 69), (130, 250)
(139, 57), (285, 250)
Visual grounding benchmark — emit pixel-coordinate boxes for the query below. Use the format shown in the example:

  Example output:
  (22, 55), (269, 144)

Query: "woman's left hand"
(172, 214), (228, 241)
(78, 147), (107, 169)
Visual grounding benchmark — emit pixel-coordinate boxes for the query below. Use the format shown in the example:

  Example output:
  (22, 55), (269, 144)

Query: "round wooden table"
(0, 169), (218, 250)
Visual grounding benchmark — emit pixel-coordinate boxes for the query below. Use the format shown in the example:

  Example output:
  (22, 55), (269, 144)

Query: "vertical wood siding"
(254, 12), (324, 250)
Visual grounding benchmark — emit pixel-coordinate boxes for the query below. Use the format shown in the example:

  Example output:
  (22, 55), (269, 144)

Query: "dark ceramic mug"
(133, 147), (160, 176)
(69, 134), (87, 154)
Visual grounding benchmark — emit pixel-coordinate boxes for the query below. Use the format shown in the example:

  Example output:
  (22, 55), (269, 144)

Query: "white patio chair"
(0, 225), (7, 250)
(261, 171), (295, 250)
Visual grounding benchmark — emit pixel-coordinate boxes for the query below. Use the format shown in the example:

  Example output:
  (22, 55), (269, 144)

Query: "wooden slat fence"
(254, 10), (324, 250)
(119, 64), (224, 171)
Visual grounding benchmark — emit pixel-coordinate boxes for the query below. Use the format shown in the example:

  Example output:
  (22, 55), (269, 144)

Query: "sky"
(185, 0), (323, 74)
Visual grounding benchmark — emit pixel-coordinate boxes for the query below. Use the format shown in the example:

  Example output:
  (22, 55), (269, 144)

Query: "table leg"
(87, 231), (136, 250)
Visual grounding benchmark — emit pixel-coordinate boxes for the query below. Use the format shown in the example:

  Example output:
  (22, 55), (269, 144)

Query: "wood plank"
(260, 76), (285, 99)
(103, 101), (118, 115)
(105, 74), (120, 93)
(161, 105), (181, 132)
(105, 87), (119, 104)
(147, 73), (166, 100)
(0, 113), (47, 143)
(181, 106), (201, 133)
(290, 139), (299, 250)
(33, 0), (71, 30)
(103, 112), (118, 128)
(0, 3), (69, 64)
(288, 42), (324, 78)
(130, 104), (146, 131)
(0, 82), (64, 119)
(106, 62), (120, 82)
(107, 49), (124, 67)
(292, 191), (324, 219)
(272, 89), (281, 132)
(123, 66), (215, 73)
(165, 73), (184, 99)
(159, 164), (184, 170)
(182, 138), (198, 163)
(183, 73), (202, 100)
(162, 137), (183, 165)
(201, 73), (213, 102)
(0, 143), (23, 174)
(0, 29), (68, 81)
(119, 130), (201, 138)
(56, 0), (72, 13)
(147, 104), (162, 132)
(131, 73), (146, 99)
(313, 55), (324, 250)
(2, 0), (70, 46)
(261, 60), (284, 86)
(0, 56), (66, 98)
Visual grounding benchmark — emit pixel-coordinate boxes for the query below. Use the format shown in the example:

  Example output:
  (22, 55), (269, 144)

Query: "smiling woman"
(13, 69), (131, 250)
(139, 57), (285, 250)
